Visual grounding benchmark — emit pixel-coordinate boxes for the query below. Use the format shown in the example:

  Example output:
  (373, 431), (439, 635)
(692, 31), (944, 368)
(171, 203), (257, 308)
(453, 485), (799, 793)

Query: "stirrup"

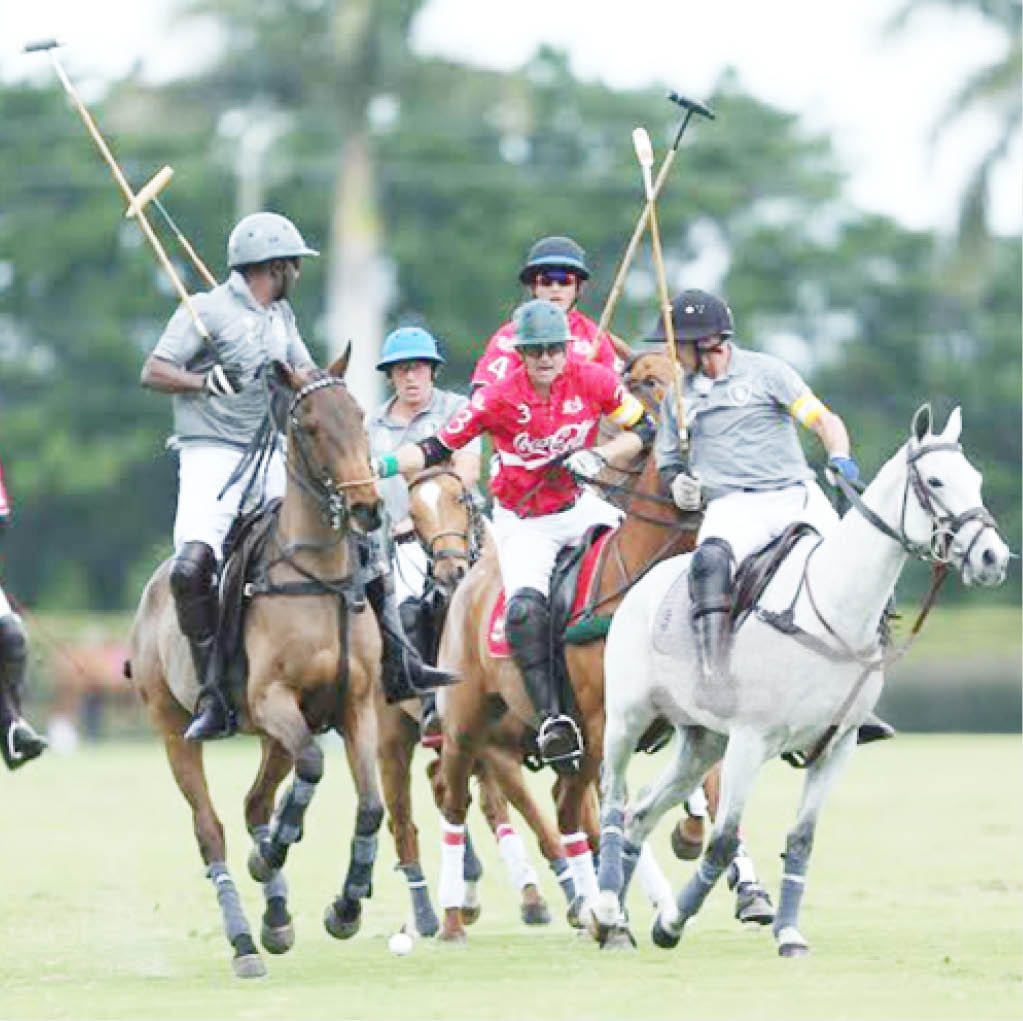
(537, 715), (583, 773)
(2, 718), (48, 771)
(183, 695), (236, 742)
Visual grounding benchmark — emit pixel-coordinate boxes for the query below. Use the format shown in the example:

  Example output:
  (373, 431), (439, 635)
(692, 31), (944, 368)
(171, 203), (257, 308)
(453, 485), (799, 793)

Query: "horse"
(376, 467), (574, 934)
(596, 404), (1011, 956)
(431, 350), (706, 943)
(128, 352), (386, 979)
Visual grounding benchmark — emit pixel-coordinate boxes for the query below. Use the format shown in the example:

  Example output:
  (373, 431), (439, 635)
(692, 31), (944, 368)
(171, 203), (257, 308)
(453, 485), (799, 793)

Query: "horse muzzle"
(350, 501), (382, 534)
(958, 526), (1011, 587)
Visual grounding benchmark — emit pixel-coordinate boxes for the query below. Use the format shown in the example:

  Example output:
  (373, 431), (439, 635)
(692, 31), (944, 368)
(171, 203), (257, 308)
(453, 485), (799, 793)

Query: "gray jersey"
(368, 388), (481, 527)
(655, 344), (816, 498)
(151, 271), (314, 449)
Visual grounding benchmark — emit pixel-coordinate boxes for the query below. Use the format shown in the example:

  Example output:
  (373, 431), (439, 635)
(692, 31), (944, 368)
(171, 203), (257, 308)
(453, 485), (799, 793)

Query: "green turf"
(1, 735), (1019, 1019)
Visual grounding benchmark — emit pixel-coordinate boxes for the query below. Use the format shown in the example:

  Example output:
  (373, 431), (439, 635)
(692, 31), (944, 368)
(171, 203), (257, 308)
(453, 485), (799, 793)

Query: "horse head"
(623, 348), (674, 413)
(407, 467), (479, 595)
(897, 404), (1010, 587)
(272, 344), (381, 534)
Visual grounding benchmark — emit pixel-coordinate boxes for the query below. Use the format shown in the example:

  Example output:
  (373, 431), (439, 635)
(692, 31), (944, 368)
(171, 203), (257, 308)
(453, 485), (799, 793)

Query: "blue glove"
(828, 454), (860, 485)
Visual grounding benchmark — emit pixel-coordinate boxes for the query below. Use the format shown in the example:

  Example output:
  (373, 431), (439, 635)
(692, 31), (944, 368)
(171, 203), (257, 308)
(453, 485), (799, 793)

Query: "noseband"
(287, 375), (375, 533)
(834, 440), (1000, 568)
(407, 467), (483, 571)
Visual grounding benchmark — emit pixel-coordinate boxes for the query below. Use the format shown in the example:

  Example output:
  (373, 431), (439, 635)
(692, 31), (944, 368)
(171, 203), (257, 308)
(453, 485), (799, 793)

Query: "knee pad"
(169, 542), (217, 602)
(0, 615), (27, 669)
(505, 588), (548, 631)
(690, 539), (733, 584)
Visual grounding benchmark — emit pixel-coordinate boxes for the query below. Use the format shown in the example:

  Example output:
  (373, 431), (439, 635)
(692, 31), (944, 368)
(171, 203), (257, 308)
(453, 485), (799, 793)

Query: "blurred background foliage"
(0, 0), (1018, 612)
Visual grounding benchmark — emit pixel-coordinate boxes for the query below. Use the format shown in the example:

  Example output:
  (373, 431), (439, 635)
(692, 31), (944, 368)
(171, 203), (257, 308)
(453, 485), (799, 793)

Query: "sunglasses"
(519, 342), (567, 359)
(532, 269), (578, 287)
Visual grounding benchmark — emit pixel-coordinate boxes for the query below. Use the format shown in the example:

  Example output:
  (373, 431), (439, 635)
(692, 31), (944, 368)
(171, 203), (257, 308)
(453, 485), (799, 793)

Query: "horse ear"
(941, 406), (963, 442)
(911, 404), (932, 443)
(328, 341), (352, 379)
(272, 360), (301, 390)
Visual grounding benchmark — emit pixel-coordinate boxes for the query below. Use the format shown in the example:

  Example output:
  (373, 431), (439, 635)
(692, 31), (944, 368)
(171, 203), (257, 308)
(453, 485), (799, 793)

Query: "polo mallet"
(125, 166), (217, 288)
(633, 127), (687, 451)
(592, 91), (714, 357)
(24, 39), (214, 339)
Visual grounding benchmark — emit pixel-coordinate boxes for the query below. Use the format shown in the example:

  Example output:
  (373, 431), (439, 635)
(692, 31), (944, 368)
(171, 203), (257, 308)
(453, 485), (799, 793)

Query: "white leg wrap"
(496, 824), (539, 891)
(732, 843), (757, 886)
(686, 785), (709, 818)
(636, 842), (674, 912)
(563, 831), (598, 904)
(438, 821), (466, 910)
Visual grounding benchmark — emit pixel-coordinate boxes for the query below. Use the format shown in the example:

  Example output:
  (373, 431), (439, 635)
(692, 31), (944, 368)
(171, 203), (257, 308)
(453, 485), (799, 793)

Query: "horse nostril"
(982, 548), (997, 567)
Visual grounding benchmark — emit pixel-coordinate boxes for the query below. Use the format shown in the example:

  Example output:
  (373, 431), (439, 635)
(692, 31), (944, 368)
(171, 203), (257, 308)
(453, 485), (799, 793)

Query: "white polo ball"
(388, 931), (414, 956)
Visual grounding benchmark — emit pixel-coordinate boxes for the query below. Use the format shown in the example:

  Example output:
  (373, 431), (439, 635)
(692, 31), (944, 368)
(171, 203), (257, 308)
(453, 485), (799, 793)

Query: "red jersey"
(471, 308), (617, 390)
(0, 461), (9, 519)
(439, 360), (643, 517)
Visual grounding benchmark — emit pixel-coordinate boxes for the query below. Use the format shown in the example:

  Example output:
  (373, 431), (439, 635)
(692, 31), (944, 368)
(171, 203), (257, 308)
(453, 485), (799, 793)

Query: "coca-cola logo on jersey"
(512, 421), (594, 459)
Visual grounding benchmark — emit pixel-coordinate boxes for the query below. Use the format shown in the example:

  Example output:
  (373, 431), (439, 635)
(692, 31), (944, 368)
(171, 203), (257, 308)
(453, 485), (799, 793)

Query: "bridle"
(832, 439), (1001, 569)
(286, 375), (376, 534)
(407, 467), (484, 574)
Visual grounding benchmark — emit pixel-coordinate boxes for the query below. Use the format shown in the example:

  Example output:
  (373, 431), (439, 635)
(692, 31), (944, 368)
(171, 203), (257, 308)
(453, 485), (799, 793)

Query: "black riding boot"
(689, 539), (736, 716)
(0, 615), (46, 771)
(505, 588), (581, 772)
(399, 595), (443, 746)
(366, 572), (458, 705)
(171, 542), (235, 742)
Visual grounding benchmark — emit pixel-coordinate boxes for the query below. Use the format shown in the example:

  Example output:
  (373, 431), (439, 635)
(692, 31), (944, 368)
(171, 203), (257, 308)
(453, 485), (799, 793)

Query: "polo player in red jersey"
(470, 236), (630, 392)
(375, 298), (657, 771)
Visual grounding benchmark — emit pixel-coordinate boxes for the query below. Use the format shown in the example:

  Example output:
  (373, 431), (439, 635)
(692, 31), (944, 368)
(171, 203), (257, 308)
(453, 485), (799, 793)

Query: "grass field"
(0, 735), (1019, 1019)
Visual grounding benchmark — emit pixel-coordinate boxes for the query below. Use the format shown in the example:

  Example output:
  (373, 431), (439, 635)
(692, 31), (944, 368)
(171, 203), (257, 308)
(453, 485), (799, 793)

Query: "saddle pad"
(651, 561), (693, 659)
(485, 529), (614, 658)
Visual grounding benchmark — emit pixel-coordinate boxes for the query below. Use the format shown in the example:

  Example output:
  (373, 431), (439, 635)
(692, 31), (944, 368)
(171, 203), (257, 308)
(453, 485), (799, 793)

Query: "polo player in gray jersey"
(655, 289), (893, 744)
(141, 212), (451, 741)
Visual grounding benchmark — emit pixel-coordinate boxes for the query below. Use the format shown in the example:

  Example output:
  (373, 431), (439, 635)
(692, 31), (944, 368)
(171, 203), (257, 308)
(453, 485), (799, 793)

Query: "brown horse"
(432, 351), (698, 943)
(129, 352), (385, 979)
(376, 467), (573, 934)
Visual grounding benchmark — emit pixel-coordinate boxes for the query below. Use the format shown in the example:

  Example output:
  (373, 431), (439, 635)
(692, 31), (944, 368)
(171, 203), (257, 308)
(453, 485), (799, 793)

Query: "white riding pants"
(0, 583), (11, 618)
(392, 541), (429, 604)
(173, 442), (286, 559)
(698, 481), (838, 566)
(492, 489), (622, 597)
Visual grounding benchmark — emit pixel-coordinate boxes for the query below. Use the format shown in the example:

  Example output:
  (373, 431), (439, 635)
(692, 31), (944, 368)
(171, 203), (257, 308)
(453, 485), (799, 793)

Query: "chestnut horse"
(377, 467), (574, 934)
(432, 351), (698, 943)
(129, 353), (385, 979)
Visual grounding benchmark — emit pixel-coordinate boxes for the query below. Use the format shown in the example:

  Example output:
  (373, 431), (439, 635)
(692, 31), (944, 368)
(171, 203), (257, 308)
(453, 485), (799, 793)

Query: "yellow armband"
(607, 392), (644, 428)
(789, 392), (826, 427)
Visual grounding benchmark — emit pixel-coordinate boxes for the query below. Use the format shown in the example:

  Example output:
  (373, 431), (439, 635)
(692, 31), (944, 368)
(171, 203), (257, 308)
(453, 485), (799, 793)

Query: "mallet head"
(23, 39), (62, 53)
(667, 91), (715, 121)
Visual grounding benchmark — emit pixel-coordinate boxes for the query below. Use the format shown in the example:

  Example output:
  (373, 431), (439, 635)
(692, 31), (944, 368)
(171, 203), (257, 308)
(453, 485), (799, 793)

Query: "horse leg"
(774, 728), (857, 958)
(163, 733), (265, 979)
(380, 710), (439, 937)
(488, 746), (574, 907)
(243, 737), (296, 955)
(475, 759), (550, 927)
(653, 728), (764, 950)
(324, 690), (385, 941)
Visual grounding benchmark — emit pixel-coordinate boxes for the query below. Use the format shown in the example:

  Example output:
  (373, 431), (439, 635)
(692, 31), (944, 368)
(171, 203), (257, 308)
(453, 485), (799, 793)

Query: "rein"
(407, 467), (484, 573)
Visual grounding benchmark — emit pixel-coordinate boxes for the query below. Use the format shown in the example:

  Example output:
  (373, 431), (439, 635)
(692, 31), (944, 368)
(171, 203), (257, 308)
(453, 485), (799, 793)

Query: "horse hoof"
(521, 900), (551, 926)
(414, 908), (440, 938)
(324, 898), (362, 940)
(592, 890), (620, 930)
(600, 924), (637, 952)
(247, 845), (277, 884)
(261, 922), (295, 955)
(459, 904), (481, 926)
(670, 820), (704, 861)
(566, 894), (587, 930)
(735, 884), (775, 926)
(776, 925), (809, 957)
(437, 928), (467, 946)
(231, 952), (267, 979)
(651, 915), (681, 950)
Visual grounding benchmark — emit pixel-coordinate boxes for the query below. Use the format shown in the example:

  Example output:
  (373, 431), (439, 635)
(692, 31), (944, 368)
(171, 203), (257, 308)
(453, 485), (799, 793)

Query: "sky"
(3, 0), (1020, 236)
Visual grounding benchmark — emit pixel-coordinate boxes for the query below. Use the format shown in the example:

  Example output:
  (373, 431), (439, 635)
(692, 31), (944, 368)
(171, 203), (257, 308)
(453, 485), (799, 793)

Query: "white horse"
(595, 405), (1010, 956)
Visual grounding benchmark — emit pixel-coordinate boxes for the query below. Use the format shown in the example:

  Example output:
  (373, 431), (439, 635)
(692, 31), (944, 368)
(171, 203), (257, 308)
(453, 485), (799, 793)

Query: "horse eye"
(927, 477), (943, 488)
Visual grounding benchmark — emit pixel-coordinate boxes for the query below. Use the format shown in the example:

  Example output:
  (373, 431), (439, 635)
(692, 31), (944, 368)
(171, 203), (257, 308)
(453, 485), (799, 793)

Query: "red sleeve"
(471, 323), (519, 389)
(580, 362), (630, 415)
(437, 385), (494, 450)
(0, 462), (10, 518)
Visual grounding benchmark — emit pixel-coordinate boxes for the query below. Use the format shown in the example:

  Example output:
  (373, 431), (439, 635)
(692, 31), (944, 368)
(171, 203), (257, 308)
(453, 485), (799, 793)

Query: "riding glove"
(203, 363), (244, 397)
(828, 454), (860, 485)
(563, 449), (606, 481)
(671, 471), (702, 512)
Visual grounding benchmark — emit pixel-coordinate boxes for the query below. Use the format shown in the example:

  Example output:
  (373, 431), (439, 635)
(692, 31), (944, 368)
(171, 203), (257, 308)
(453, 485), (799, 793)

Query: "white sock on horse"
(732, 842), (757, 886)
(495, 823), (538, 891)
(563, 831), (599, 904)
(687, 785), (709, 818)
(635, 842), (674, 912)
(438, 821), (466, 910)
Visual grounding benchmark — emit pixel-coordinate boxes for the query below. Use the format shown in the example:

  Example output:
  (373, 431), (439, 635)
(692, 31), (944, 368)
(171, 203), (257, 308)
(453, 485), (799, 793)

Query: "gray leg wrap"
(774, 830), (813, 934)
(342, 804), (383, 901)
(271, 777), (317, 848)
(677, 832), (738, 922)
(398, 862), (438, 935)
(620, 840), (642, 905)
(207, 861), (252, 944)
(463, 829), (483, 883)
(597, 806), (626, 896)
(549, 856), (576, 903)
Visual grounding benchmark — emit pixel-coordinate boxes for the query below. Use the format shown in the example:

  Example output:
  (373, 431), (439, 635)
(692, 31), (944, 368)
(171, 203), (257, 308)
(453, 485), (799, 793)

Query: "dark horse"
(432, 351), (700, 942)
(129, 351), (385, 978)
